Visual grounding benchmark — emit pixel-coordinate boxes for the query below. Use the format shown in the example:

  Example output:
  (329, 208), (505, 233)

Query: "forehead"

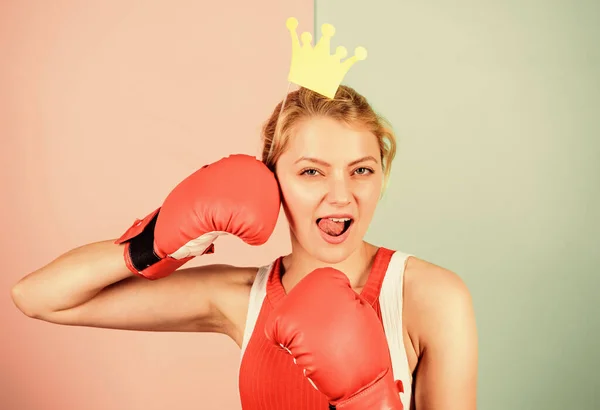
(282, 116), (380, 162)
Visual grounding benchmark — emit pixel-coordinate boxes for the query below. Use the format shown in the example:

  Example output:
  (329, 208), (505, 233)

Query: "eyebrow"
(294, 155), (379, 167)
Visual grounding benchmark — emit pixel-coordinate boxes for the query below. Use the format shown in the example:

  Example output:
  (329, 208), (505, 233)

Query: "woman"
(10, 85), (478, 409)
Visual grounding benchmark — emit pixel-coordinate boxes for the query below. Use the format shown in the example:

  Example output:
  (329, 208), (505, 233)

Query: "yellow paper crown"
(286, 17), (367, 99)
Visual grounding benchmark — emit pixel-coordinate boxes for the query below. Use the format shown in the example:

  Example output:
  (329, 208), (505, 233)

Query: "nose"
(326, 175), (351, 206)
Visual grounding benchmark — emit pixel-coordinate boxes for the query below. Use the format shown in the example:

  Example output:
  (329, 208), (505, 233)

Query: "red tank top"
(238, 247), (396, 409)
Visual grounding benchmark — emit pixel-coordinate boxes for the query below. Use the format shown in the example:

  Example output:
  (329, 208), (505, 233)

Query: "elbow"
(10, 283), (41, 319)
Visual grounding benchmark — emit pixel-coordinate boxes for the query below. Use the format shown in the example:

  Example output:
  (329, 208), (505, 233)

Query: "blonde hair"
(261, 85), (397, 193)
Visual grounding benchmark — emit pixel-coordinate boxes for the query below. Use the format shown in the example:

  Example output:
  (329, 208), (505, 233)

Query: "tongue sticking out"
(317, 218), (347, 237)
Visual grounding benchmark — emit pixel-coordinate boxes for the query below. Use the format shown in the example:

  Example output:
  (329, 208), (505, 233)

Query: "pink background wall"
(1, 2), (312, 409)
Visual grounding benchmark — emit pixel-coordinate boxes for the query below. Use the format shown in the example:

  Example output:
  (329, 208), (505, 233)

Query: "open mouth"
(316, 217), (353, 237)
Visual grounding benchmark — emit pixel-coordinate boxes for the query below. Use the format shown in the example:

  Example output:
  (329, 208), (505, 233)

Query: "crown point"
(286, 17), (298, 30)
(300, 32), (312, 45)
(321, 23), (335, 37)
(354, 46), (367, 60)
(334, 46), (348, 59)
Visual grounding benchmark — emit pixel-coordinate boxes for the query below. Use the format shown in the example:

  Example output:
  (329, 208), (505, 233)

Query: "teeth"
(329, 218), (350, 222)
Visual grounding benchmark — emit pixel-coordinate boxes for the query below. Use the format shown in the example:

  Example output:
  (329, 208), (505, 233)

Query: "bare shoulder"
(402, 255), (478, 409)
(403, 256), (476, 352)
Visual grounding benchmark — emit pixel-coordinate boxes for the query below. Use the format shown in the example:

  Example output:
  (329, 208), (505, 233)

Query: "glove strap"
(332, 368), (403, 410)
(115, 207), (198, 280)
(126, 209), (161, 270)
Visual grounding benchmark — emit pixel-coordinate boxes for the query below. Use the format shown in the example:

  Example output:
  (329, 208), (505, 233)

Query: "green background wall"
(316, 1), (599, 409)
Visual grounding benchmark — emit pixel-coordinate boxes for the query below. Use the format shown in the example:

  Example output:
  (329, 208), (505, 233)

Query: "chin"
(307, 236), (364, 265)
(310, 247), (350, 264)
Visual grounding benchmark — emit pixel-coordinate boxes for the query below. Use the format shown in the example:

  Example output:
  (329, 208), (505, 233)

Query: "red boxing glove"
(265, 268), (403, 410)
(115, 154), (280, 279)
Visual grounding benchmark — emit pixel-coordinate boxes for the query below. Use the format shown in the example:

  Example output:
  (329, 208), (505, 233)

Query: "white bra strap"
(240, 264), (271, 359)
(379, 251), (413, 406)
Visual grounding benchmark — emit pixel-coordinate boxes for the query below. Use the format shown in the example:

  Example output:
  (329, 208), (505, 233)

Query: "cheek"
(279, 178), (323, 222)
(355, 180), (382, 214)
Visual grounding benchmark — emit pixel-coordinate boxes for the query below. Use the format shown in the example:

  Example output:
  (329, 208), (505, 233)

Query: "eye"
(354, 167), (373, 175)
(300, 168), (320, 177)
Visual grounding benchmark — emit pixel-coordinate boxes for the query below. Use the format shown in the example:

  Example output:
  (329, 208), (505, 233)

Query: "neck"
(280, 238), (379, 292)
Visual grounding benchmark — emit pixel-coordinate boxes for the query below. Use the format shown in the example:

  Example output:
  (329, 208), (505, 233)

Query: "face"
(275, 116), (384, 264)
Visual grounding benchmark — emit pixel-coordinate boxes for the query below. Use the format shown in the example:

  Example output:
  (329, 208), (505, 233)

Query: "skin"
(275, 115), (384, 290)
(11, 115), (478, 410)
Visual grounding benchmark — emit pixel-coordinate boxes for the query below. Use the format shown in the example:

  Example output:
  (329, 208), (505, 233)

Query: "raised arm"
(10, 239), (255, 333)
(11, 153), (281, 334)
